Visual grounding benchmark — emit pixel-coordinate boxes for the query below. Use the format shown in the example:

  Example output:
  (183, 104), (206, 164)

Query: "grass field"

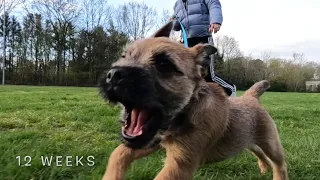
(0, 85), (319, 180)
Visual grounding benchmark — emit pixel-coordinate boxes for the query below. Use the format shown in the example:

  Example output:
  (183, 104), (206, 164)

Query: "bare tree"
(157, 9), (171, 28)
(214, 35), (242, 79)
(114, 2), (158, 40)
(29, 0), (82, 84)
(81, 0), (111, 31)
(156, 9), (182, 42)
(260, 50), (274, 62)
(0, 0), (25, 13)
(291, 52), (306, 91)
(214, 35), (242, 61)
(1, 0), (25, 85)
(260, 50), (275, 80)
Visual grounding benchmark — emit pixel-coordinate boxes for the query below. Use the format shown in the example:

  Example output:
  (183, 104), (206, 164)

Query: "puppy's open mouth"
(121, 106), (153, 139)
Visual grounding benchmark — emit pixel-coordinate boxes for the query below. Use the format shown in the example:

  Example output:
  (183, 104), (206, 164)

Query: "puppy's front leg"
(102, 144), (160, 180)
(154, 148), (200, 180)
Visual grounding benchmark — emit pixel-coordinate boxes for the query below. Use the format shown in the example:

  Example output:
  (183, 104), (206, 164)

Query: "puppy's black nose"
(106, 68), (127, 84)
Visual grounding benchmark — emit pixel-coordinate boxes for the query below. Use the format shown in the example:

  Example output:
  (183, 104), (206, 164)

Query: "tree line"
(0, 0), (319, 92)
(212, 36), (320, 92)
(0, 0), (166, 86)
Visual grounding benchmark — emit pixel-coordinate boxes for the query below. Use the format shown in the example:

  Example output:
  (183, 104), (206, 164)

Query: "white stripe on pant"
(209, 52), (235, 92)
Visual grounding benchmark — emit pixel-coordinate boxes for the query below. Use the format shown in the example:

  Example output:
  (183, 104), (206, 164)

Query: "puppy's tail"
(243, 80), (270, 99)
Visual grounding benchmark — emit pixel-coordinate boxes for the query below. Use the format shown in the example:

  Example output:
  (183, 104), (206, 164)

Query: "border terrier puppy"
(98, 22), (288, 180)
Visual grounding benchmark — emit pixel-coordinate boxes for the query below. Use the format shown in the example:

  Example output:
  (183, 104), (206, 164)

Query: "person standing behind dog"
(171, 0), (236, 96)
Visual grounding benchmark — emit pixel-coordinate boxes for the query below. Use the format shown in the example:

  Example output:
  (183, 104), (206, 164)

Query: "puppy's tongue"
(126, 108), (149, 136)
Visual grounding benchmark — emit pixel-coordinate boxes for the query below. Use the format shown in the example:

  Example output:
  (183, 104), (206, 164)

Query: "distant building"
(306, 69), (320, 92)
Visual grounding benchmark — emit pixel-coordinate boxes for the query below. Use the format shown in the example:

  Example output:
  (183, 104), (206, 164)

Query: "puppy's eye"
(152, 53), (182, 74)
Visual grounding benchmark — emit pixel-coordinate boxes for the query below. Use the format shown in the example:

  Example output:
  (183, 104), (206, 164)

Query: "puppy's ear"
(151, 21), (173, 38)
(194, 43), (217, 56)
(192, 43), (217, 66)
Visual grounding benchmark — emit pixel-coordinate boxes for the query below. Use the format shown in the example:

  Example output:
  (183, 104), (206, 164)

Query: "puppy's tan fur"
(101, 22), (288, 180)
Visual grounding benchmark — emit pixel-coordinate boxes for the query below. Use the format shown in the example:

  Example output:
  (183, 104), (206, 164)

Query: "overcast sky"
(9, 0), (320, 62)
(108, 0), (320, 62)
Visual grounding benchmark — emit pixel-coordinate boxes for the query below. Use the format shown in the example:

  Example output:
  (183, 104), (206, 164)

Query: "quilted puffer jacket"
(173, 0), (223, 38)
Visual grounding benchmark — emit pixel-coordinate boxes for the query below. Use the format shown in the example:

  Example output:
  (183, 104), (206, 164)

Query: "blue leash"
(171, 15), (188, 48)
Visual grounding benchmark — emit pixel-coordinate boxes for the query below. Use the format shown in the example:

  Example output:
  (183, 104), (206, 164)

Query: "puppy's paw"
(258, 159), (270, 174)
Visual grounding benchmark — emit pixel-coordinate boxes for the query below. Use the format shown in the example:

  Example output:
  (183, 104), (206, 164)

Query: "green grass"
(0, 85), (319, 180)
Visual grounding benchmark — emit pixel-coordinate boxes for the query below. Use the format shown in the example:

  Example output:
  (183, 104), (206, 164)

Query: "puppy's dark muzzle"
(99, 66), (160, 108)
(105, 67), (128, 85)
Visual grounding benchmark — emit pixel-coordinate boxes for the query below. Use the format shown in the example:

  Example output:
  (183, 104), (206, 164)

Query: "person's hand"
(169, 15), (176, 21)
(209, 23), (221, 33)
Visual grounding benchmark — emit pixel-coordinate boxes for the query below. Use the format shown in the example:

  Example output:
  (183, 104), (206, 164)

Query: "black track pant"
(187, 37), (235, 96)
